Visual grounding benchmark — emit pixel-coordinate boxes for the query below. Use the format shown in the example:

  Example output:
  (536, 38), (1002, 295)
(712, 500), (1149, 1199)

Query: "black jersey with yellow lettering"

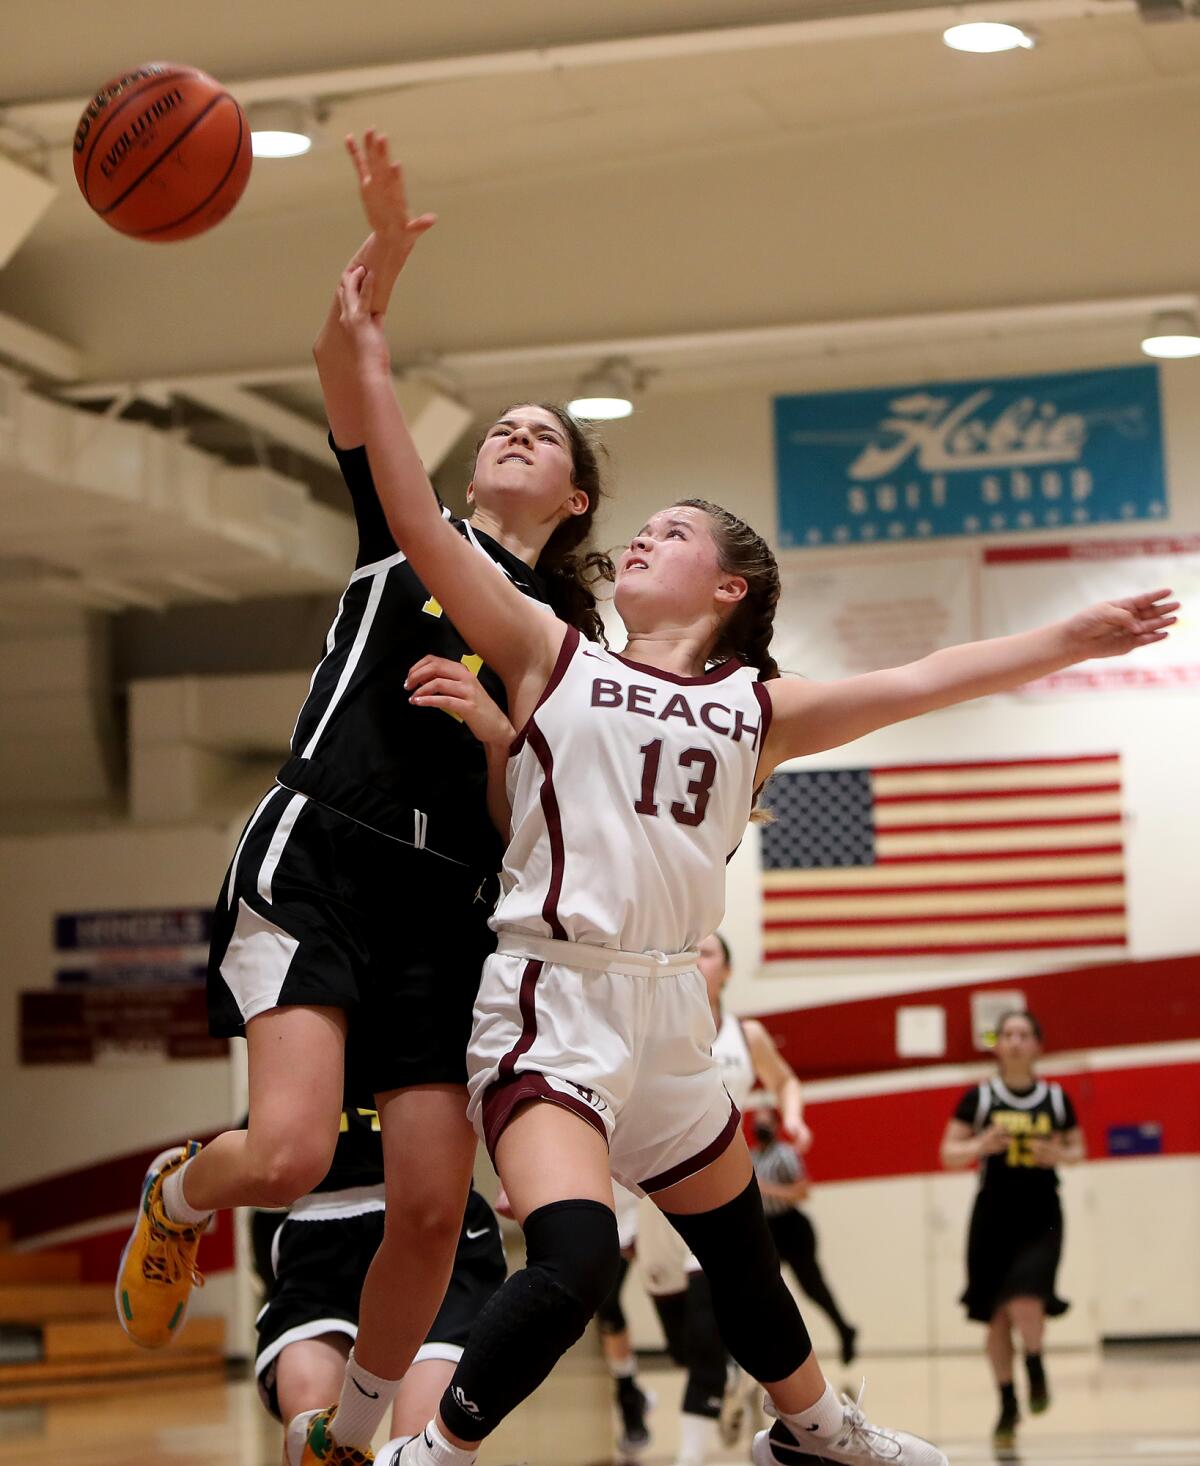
(954, 1076), (1077, 1198)
(314, 1102), (385, 1193)
(276, 439), (547, 870)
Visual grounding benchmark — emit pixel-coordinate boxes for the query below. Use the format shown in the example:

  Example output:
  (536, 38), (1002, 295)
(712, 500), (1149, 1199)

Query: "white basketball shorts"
(466, 932), (740, 1197)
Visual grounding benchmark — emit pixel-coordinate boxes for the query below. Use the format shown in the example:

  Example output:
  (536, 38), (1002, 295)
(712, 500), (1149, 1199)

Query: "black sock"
(1026, 1354), (1046, 1388)
(616, 1374), (643, 1408)
(999, 1381), (1017, 1413)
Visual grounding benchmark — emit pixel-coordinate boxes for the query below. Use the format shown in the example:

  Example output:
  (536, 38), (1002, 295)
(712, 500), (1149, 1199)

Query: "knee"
(526, 1199), (622, 1318)
(250, 1133), (337, 1206)
(383, 1187), (468, 1255)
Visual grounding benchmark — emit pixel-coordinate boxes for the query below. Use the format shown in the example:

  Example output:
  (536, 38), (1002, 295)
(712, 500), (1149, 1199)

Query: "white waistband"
(496, 930), (698, 977)
(287, 1183), (386, 1220)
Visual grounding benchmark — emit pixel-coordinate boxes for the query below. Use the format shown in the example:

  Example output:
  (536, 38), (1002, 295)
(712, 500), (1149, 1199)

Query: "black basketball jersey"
(316, 1103), (385, 1192)
(953, 1076), (1078, 1199)
(277, 439), (548, 870)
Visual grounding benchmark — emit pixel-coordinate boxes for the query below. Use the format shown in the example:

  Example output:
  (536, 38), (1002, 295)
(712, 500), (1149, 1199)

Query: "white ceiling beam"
(434, 292), (1200, 383)
(58, 292), (1195, 408)
(0, 310), (84, 381)
(170, 381), (333, 466)
(1, 0), (1136, 143)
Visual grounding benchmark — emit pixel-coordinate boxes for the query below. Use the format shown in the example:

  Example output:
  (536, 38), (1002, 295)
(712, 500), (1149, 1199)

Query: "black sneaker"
(1026, 1355), (1050, 1414)
(615, 1377), (653, 1456)
(993, 1398), (1019, 1452)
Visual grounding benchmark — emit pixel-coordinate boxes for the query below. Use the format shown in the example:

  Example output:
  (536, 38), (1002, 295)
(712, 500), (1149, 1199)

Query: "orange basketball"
(73, 63), (252, 242)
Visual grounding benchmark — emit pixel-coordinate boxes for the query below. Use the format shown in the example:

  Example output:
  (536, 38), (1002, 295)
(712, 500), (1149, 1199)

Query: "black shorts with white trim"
(254, 1188), (505, 1422)
(207, 786), (498, 1091)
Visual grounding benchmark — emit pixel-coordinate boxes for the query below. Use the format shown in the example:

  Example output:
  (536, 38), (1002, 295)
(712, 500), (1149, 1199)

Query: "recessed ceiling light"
(1141, 311), (1200, 360)
(568, 358), (639, 420)
(943, 21), (1036, 52)
(249, 101), (315, 159)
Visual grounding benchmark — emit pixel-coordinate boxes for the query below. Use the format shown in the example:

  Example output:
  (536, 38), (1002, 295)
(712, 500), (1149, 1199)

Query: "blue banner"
(775, 364), (1167, 548)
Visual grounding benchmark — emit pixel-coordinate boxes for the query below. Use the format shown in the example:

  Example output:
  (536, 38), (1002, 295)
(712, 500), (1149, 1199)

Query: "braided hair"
(672, 498), (781, 681)
(480, 403), (614, 643)
(675, 498), (781, 823)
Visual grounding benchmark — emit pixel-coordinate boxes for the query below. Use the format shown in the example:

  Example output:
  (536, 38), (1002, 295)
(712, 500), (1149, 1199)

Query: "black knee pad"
(595, 1254), (630, 1336)
(439, 1199), (621, 1441)
(525, 1198), (623, 1316)
(667, 1179), (811, 1385)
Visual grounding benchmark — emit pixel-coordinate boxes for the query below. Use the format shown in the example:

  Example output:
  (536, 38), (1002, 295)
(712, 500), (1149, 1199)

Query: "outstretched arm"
(760, 590), (1178, 776)
(743, 1019), (811, 1152)
(337, 264), (562, 704)
(314, 131), (437, 446)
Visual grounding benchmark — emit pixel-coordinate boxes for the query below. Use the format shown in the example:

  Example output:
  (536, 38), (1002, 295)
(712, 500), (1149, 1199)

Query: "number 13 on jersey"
(633, 739), (717, 826)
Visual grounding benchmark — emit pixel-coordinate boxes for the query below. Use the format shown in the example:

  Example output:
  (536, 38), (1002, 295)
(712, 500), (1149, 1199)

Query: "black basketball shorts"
(254, 1187), (506, 1421)
(207, 785), (499, 1091)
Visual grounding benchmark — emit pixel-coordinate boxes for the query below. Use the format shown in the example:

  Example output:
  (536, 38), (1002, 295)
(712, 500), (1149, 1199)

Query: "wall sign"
(775, 364), (1166, 548)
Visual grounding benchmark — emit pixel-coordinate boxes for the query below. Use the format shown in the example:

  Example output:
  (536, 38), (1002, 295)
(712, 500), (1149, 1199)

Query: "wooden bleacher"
(0, 1231), (226, 1404)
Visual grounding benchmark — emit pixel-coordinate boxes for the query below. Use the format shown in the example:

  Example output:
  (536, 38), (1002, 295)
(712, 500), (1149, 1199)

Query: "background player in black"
(116, 133), (611, 1446)
(248, 1088), (506, 1465)
(941, 1009), (1085, 1452)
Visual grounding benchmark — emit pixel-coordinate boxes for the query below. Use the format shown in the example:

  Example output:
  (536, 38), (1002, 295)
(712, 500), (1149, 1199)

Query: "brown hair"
(996, 1009), (1044, 1045)
(483, 403), (614, 643)
(673, 498), (781, 681)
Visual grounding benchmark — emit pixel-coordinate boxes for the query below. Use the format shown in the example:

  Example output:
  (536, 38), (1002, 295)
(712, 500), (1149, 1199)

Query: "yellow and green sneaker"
(114, 1141), (207, 1348)
(286, 1407), (375, 1466)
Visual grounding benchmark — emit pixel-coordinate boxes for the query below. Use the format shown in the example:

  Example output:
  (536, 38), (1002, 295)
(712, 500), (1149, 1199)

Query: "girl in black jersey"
(940, 1010), (1085, 1452)
(115, 133), (611, 1445)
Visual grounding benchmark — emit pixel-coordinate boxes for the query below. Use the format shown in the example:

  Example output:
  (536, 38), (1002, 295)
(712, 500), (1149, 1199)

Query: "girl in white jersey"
(298, 255), (1175, 1466)
(637, 931), (827, 1466)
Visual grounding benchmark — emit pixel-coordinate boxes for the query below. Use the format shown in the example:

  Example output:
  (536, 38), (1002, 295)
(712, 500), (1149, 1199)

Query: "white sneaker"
(376, 1434), (422, 1466)
(752, 1384), (949, 1465)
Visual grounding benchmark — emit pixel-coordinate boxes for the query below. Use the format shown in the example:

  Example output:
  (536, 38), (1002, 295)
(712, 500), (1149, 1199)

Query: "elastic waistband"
(496, 930), (698, 977)
(287, 1184), (386, 1220)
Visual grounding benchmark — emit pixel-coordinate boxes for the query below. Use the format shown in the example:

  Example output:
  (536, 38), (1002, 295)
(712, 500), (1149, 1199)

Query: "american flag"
(760, 754), (1126, 960)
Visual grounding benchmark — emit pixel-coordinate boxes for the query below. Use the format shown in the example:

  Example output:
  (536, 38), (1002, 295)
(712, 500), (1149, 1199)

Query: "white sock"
(778, 1380), (843, 1440)
(412, 1417), (477, 1465)
(160, 1157), (211, 1226)
(609, 1354), (637, 1379)
(675, 1411), (718, 1465)
(330, 1349), (402, 1450)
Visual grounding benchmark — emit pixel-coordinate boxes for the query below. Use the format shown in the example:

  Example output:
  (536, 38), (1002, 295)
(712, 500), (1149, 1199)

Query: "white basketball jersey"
(712, 1011), (756, 1109)
(492, 627), (771, 954)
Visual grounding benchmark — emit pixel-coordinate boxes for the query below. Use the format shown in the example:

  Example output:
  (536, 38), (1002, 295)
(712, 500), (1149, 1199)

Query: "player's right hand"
(346, 130), (437, 253)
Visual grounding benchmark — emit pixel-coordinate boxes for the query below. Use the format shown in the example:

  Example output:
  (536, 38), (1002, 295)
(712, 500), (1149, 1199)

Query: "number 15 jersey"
(492, 627), (772, 955)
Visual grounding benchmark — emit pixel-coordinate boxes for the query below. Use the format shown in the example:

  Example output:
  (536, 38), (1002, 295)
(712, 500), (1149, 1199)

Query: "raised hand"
(336, 264), (390, 375)
(1062, 588), (1179, 661)
(346, 129), (437, 252)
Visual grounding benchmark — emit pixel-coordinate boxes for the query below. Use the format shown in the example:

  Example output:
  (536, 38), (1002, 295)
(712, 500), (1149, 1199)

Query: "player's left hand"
(1062, 589), (1178, 661)
(407, 655), (515, 749)
(790, 1119), (814, 1156)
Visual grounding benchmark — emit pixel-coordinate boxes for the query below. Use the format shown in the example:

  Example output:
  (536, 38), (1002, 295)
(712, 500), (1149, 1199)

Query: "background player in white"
(638, 930), (816, 1466)
(303, 221), (1174, 1466)
(941, 1009), (1084, 1453)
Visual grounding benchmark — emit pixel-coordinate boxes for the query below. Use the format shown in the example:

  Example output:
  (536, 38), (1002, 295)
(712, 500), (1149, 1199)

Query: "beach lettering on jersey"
(588, 679), (764, 749)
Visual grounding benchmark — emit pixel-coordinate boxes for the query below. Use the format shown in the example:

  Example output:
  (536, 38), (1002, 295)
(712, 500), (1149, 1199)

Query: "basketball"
(73, 62), (252, 241)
